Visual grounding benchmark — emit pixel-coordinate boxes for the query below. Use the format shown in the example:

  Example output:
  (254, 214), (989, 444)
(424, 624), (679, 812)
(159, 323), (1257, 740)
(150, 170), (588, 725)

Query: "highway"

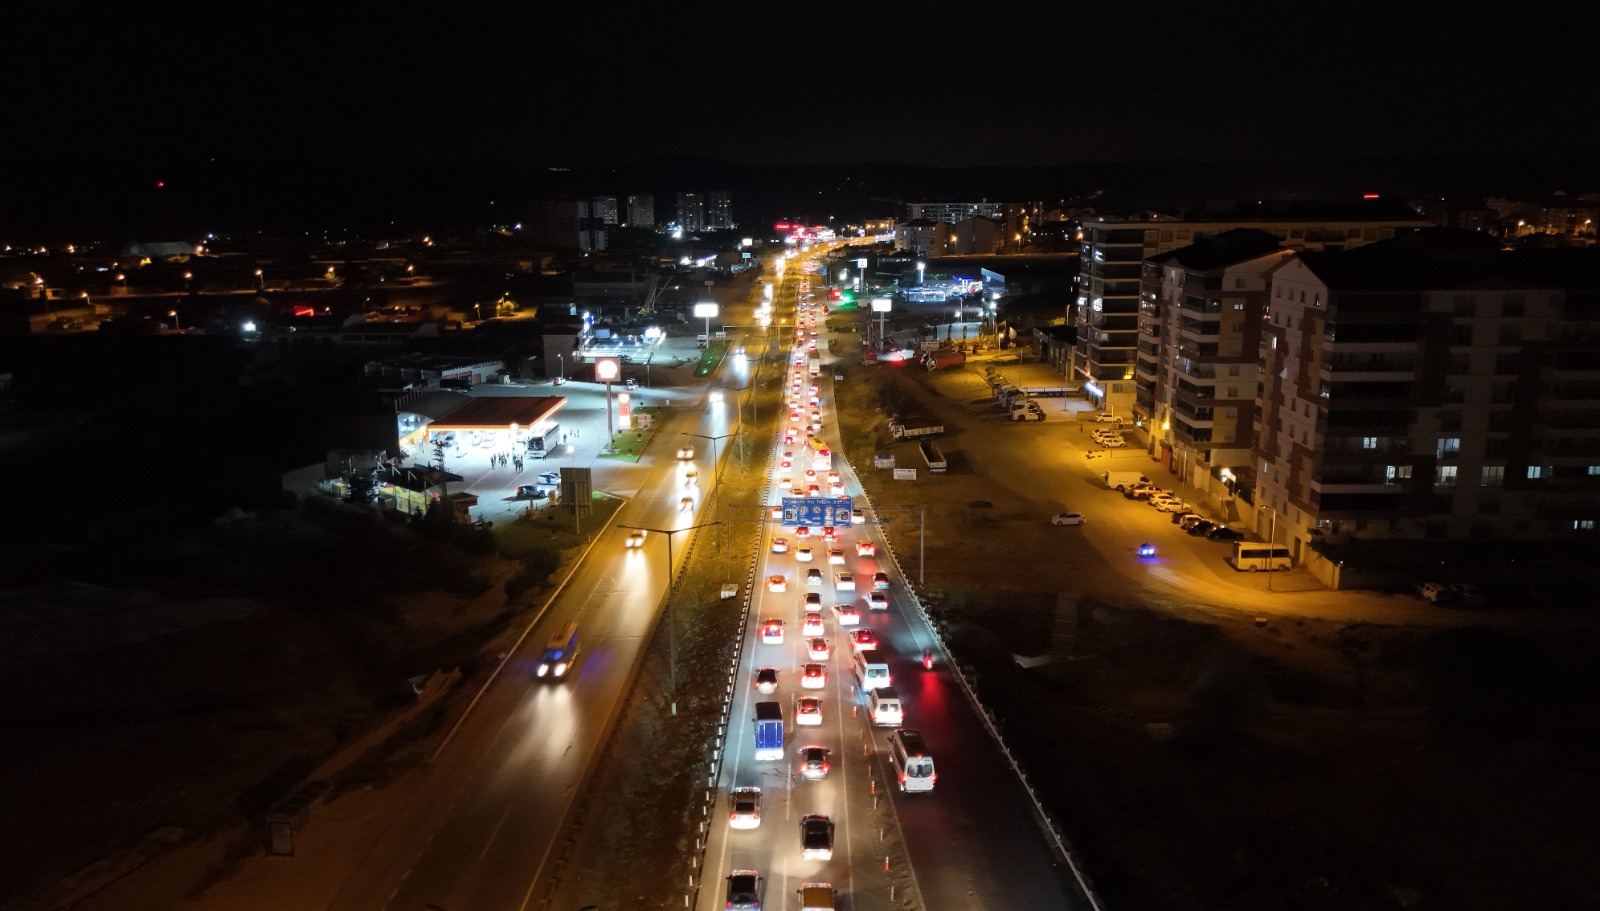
(696, 251), (1090, 910)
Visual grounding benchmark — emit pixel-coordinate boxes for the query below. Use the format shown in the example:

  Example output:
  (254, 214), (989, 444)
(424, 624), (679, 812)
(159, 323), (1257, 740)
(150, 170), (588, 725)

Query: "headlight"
(537, 664), (549, 676)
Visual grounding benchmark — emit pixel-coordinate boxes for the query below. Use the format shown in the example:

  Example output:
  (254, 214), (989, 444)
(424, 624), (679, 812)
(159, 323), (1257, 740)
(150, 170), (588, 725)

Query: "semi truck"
(919, 440), (947, 473)
(889, 422), (944, 440)
(923, 349), (965, 371)
(754, 701), (784, 761)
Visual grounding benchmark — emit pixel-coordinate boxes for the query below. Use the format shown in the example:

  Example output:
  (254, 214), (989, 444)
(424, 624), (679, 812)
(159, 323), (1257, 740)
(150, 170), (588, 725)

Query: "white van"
(868, 686), (903, 727)
(853, 652), (890, 690)
(1229, 543), (1292, 572)
(888, 728), (936, 792)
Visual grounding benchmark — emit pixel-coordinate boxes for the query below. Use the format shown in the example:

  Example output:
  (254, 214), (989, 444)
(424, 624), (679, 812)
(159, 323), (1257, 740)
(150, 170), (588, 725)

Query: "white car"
(760, 619), (785, 644)
(827, 548), (845, 565)
(832, 604), (861, 626)
(800, 664), (826, 689)
(851, 510), (865, 525)
(728, 787), (762, 829)
(771, 537), (789, 554)
(677, 445), (695, 460)
(867, 592), (889, 610)
(805, 568), (824, 586)
(1050, 512), (1086, 526)
(795, 697), (823, 725)
(1097, 437), (1126, 448)
(1093, 412), (1122, 424)
(795, 546), (814, 563)
(807, 637), (831, 660)
(834, 572), (855, 591)
(624, 530), (647, 548)
(767, 575), (787, 593)
(802, 612), (825, 636)
(856, 541), (877, 556)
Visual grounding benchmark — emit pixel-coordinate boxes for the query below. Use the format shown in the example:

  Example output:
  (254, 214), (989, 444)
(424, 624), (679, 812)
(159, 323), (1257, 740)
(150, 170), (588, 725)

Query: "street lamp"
(254, 268), (263, 290)
(1259, 504), (1279, 592)
(684, 431), (739, 510)
(168, 309), (181, 332)
(595, 357), (620, 452)
(619, 520), (721, 716)
(556, 353), (565, 383)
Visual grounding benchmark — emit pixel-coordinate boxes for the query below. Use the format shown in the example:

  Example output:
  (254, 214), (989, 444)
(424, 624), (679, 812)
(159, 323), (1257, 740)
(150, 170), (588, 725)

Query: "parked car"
(1093, 412), (1122, 423)
(1417, 581), (1460, 604)
(1207, 525), (1245, 541)
(1449, 582), (1487, 606)
(1186, 520), (1217, 537)
(1050, 512), (1086, 526)
(1173, 512), (1203, 526)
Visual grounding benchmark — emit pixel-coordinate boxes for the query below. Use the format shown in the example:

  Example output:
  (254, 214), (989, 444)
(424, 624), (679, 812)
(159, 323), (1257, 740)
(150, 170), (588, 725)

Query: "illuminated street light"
(618, 520), (721, 715)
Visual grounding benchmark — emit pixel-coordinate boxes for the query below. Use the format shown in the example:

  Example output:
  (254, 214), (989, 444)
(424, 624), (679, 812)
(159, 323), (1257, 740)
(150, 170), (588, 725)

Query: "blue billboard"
(781, 497), (852, 528)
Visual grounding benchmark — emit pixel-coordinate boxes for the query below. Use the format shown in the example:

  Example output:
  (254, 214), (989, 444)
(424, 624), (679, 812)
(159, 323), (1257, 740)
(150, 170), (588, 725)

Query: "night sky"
(3, 3), (1596, 235)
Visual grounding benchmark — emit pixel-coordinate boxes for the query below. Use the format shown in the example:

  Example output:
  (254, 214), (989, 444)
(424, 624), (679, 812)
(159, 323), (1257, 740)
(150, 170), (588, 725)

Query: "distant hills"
(3, 153), (1597, 242)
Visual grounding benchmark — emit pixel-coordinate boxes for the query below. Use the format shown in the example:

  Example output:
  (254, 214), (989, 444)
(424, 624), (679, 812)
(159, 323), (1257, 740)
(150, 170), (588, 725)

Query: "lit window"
(1435, 465), (1458, 487)
(1480, 466), (1504, 487)
(1436, 438), (1461, 457)
(1588, 465), (1600, 476)
(1576, 519), (1596, 531)
(1362, 437), (1378, 450)
(1528, 465), (1549, 480)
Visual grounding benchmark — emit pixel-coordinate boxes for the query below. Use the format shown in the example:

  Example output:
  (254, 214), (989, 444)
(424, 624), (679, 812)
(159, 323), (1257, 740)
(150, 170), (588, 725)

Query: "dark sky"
(7, 3), (1594, 172)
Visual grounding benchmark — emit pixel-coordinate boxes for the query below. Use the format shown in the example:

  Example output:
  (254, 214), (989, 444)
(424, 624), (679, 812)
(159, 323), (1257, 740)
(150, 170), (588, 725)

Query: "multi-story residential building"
(707, 191), (734, 230)
(894, 218), (938, 257)
(938, 216), (1003, 255)
(907, 200), (1005, 223)
(624, 194), (655, 229)
(906, 200), (1040, 252)
(675, 193), (705, 232)
(527, 197), (611, 252)
(1078, 201), (1432, 414)
(1255, 230), (1600, 557)
(1141, 229), (1291, 508)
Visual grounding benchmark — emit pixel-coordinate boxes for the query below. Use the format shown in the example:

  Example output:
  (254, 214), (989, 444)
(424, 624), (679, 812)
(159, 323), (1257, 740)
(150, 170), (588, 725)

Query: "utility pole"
(618, 521), (720, 715)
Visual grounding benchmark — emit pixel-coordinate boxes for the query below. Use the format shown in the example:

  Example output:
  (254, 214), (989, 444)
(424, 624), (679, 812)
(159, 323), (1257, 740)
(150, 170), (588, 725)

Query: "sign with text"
(893, 468), (918, 480)
(781, 496), (853, 528)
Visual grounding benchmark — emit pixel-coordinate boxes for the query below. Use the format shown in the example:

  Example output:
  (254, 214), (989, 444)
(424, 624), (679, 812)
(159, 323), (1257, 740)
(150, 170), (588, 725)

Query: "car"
(1154, 499), (1193, 514)
(779, 474), (793, 487)
(1093, 412), (1122, 423)
(832, 604), (861, 626)
(677, 445), (694, 460)
(795, 696), (823, 726)
(755, 666), (779, 694)
(848, 629), (879, 652)
(834, 572), (855, 591)
(760, 619), (785, 643)
(680, 496), (695, 512)
(799, 814), (835, 860)
(728, 786), (762, 829)
(826, 547), (845, 565)
(826, 472), (842, 485)
(794, 526), (811, 539)
(1187, 520), (1218, 537)
(1097, 436), (1126, 448)
(856, 541), (877, 556)
(803, 592), (822, 607)
(516, 485), (552, 500)
(807, 637), (831, 660)
(1417, 581), (1460, 604)
(1173, 512), (1203, 526)
(872, 572), (890, 591)
(536, 470), (561, 484)
(851, 509), (866, 525)
(771, 537), (789, 554)
(829, 482), (845, 495)
(624, 530), (647, 549)
(683, 468), (698, 485)
(802, 612), (825, 636)
(782, 431), (797, 444)
(805, 568), (824, 587)
(725, 870), (763, 911)
(867, 592), (889, 610)
(778, 457), (793, 470)
(770, 505), (783, 519)
(800, 663), (826, 689)
(795, 546), (814, 563)
(1125, 485), (1165, 501)
(806, 484), (822, 497)
(1050, 512), (1086, 526)
(767, 575), (788, 593)
(1449, 582), (1487, 606)
(790, 486), (806, 497)
(1206, 525), (1245, 541)
(821, 526), (838, 540)
(797, 746), (831, 781)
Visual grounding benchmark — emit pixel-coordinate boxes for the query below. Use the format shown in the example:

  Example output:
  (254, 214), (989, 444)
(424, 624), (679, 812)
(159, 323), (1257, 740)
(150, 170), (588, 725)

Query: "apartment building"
(624, 194), (655, 229)
(707, 191), (734, 230)
(527, 197), (612, 252)
(675, 193), (705, 232)
(1077, 201), (1432, 413)
(1255, 230), (1600, 557)
(1141, 229), (1291, 507)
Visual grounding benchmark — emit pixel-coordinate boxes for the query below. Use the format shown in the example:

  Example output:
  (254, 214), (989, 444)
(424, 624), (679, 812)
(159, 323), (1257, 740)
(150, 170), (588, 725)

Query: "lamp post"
(595, 358), (620, 453)
(254, 268), (263, 290)
(168, 309), (181, 332)
(557, 353), (564, 382)
(619, 520), (721, 716)
(684, 431), (739, 510)
(1259, 504), (1279, 592)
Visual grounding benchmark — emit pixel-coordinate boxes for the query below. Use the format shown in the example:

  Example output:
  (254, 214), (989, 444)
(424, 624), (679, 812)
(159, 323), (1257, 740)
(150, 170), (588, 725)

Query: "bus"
(807, 437), (832, 472)
(1229, 543), (1292, 572)
(537, 621), (581, 679)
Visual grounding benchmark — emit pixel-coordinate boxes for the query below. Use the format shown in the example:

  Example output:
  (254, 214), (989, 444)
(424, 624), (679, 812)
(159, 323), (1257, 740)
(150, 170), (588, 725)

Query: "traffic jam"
(721, 258), (937, 910)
